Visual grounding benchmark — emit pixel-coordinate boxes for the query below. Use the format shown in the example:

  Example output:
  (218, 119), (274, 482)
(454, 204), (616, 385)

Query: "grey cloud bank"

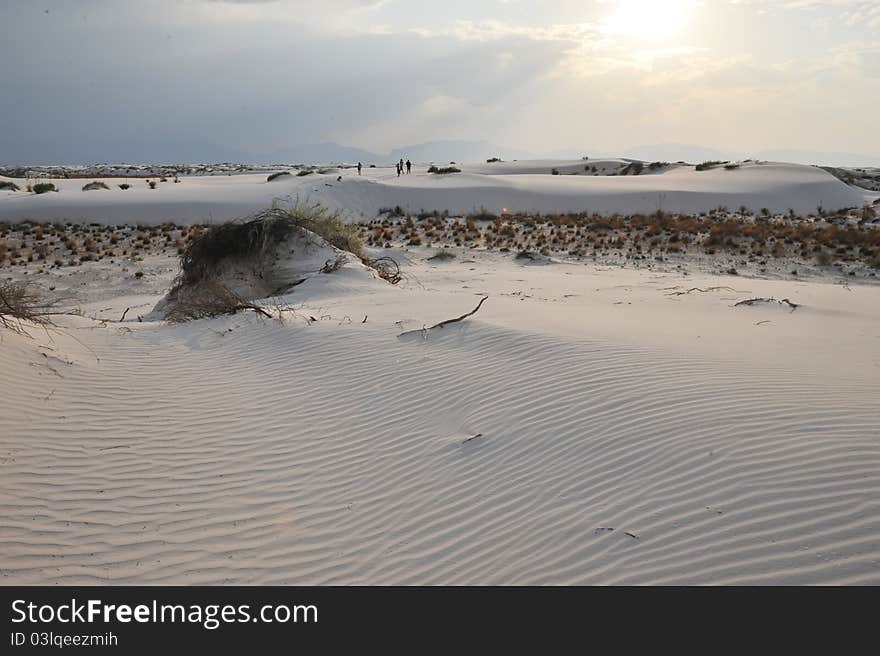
(1, 0), (877, 166)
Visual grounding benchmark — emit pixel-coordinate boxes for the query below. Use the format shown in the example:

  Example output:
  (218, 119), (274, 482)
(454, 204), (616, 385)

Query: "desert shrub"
(695, 161), (728, 171)
(551, 168), (561, 176)
(487, 157), (502, 163)
(148, 181), (157, 189)
(0, 181), (21, 191)
(267, 171), (292, 182)
(648, 162), (668, 170)
(725, 163), (741, 170)
(119, 183), (131, 190)
(815, 250), (833, 266)
(621, 162), (644, 176)
(82, 181), (110, 191)
(469, 209), (498, 222)
(177, 204), (362, 291)
(0, 282), (56, 334)
(427, 166), (461, 174)
(427, 251), (455, 261)
(33, 183), (57, 194)
(296, 169), (314, 177)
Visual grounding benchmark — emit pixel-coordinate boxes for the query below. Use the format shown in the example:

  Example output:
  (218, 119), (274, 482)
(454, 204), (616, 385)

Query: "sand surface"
(1, 159), (878, 584)
(2, 160), (873, 225)
(2, 247), (879, 584)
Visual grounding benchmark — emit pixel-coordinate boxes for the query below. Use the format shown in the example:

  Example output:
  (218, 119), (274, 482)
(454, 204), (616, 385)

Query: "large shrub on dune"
(160, 204), (364, 321)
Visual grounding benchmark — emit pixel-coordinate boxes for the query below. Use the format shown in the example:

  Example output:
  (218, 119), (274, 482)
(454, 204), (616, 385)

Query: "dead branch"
(666, 286), (747, 296)
(734, 297), (800, 311)
(429, 296), (489, 329)
(398, 296), (489, 338)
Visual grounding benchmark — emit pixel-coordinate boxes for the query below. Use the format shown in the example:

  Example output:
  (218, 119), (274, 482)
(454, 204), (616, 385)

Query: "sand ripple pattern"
(1, 318), (879, 584)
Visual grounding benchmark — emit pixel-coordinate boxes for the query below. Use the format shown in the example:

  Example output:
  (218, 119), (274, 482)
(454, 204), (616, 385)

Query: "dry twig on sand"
(398, 296), (489, 338)
(666, 286), (747, 296)
(734, 297), (800, 311)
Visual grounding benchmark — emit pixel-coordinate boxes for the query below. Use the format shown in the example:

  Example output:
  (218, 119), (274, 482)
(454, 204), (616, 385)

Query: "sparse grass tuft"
(427, 166), (461, 174)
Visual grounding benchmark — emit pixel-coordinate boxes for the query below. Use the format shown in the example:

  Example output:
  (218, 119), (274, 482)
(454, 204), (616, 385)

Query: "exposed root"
(366, 256), (402, 285)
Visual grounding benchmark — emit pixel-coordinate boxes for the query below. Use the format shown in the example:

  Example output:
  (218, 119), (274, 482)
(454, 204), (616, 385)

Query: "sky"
(1, 0), (878, 164)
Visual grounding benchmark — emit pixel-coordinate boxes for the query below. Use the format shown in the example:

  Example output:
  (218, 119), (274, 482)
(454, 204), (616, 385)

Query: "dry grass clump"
(0, 181), (21, 191)
(267, 171), (292, 182)
(428, 165), (461, 174)
(164, 204), (363, 321)
(0, 282), (56, 334)
(287, 205), (363, 258)
(164, 276), (269, 323)
(82, 181), (110, 191)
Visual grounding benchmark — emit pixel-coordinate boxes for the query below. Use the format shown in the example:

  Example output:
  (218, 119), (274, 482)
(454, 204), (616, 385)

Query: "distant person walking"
(396, 162), (401, 177)
(357, 162), (362, 176)
(406, 159), (412, 174)
(399, 158), (405, 175)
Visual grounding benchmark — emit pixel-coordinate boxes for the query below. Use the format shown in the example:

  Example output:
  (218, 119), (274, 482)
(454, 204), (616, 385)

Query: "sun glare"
(601, 0), (696, 40)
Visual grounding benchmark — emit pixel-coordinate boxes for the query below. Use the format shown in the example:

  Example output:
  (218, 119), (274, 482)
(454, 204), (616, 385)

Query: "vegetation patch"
(0, 282), (57, 334)
(696, 161), (729, 171)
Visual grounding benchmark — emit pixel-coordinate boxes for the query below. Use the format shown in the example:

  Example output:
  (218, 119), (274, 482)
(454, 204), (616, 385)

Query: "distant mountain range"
(262, 140), (535, 166)
(1, 137), (875, 168)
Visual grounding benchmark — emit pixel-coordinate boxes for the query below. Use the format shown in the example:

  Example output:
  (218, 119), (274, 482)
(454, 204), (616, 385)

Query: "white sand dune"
(2, 253), (879, 585)
(1, 159), (871, 225)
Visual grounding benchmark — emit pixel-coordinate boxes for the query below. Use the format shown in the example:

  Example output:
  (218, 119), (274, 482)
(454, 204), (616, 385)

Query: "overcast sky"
(1, 0), (878, 163)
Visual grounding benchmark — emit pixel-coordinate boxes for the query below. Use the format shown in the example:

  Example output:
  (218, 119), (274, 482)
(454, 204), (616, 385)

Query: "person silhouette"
(396, 162), (401, 177)
(406, 159), (412, 174)
(357, 162), (362, 175)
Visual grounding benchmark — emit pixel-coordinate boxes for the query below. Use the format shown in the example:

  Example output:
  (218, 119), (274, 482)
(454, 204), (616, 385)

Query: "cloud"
(0, 0), (877, 162)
